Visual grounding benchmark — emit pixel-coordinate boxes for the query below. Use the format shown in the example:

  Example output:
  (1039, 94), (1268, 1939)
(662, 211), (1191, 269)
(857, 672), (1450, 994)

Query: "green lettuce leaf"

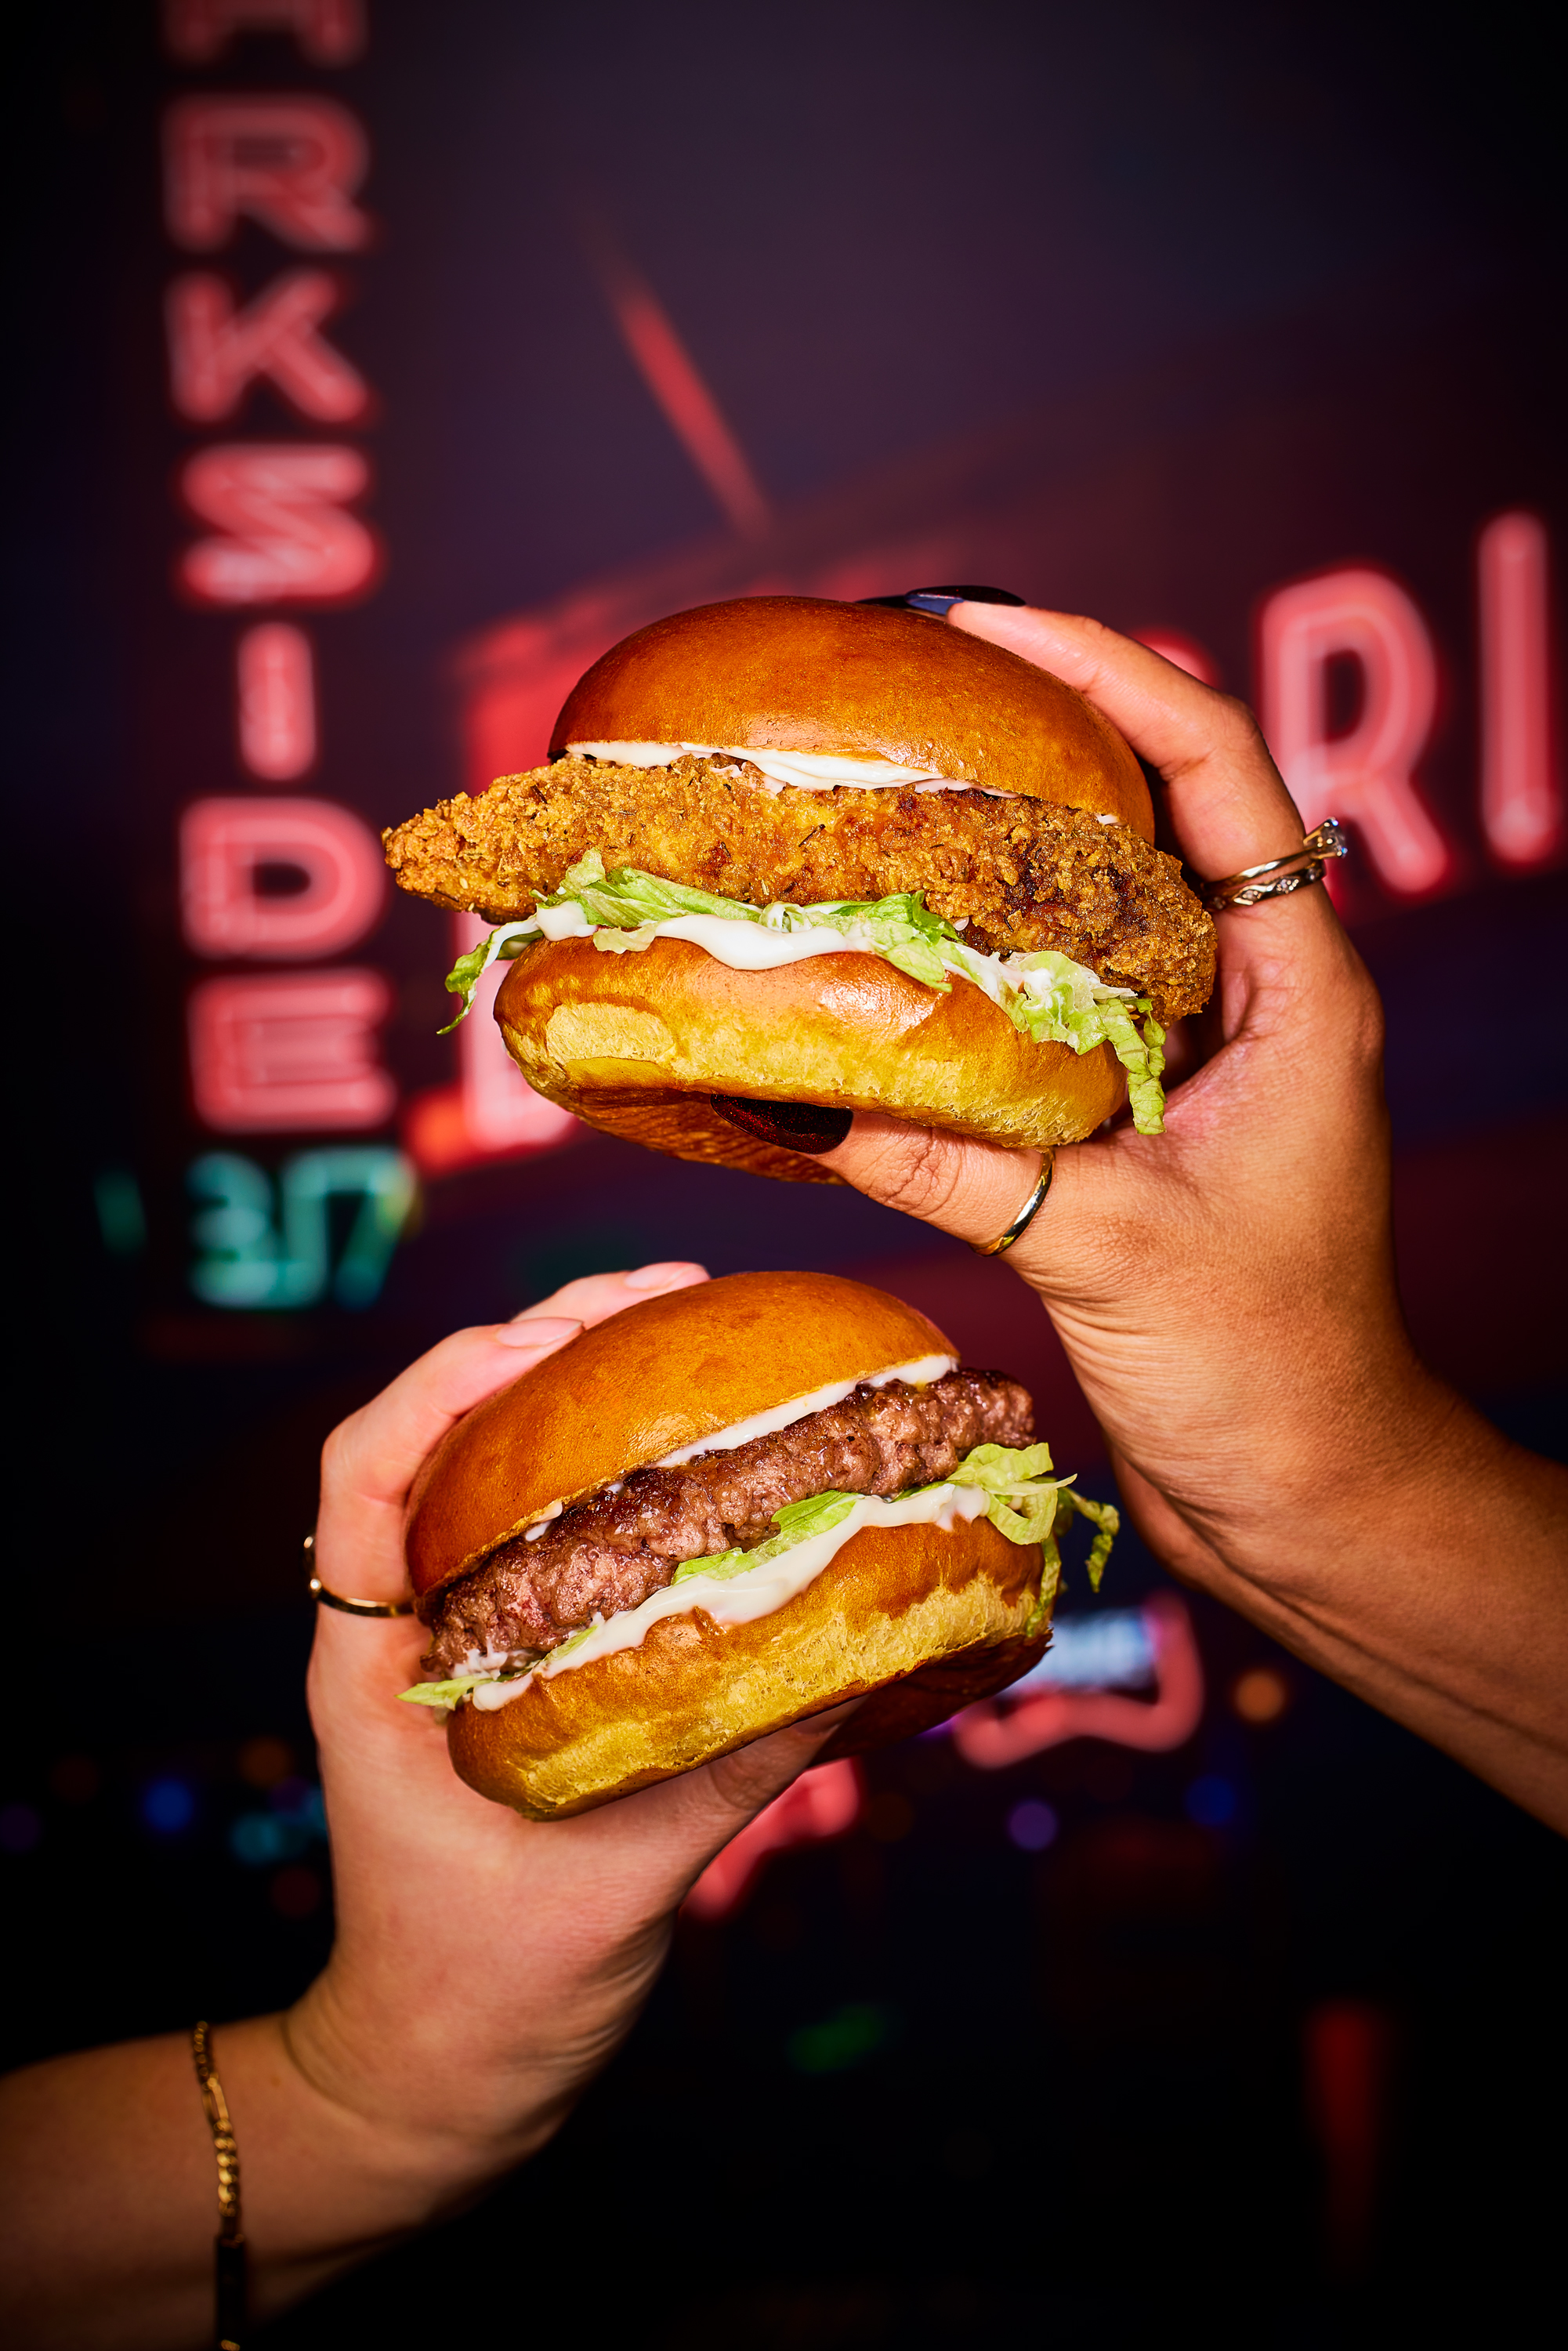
(398, 1675), (487, 1707)
(672, 1489), (860, 1585)
(440, 920), (539, 1031)
(436, 850), (1170, 1130)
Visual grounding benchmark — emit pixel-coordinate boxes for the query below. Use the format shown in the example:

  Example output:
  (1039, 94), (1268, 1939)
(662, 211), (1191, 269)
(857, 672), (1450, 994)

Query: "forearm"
(0, 2010), (530, 2349)
(1116, 1393), (1568, 1832)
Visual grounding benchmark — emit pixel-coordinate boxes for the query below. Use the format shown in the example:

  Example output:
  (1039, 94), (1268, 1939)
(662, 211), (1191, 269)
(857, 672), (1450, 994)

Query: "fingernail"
(494, 1314), (582, 1346)
(623, 1261), (708, 1291)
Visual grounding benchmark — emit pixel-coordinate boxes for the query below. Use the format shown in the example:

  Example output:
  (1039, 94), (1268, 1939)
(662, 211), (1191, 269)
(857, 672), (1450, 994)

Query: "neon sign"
(683, 1599), (1208, 1920)
(189, 1145), (414, 1308)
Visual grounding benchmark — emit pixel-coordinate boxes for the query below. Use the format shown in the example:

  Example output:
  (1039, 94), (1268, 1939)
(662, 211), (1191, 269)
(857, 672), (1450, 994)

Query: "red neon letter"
(1134, 630), (1220, 686)
(164, 97), (371, 252)
(181, 797), (385, 957)
(1258, 567), (1447, 896)
(162, 0), (365, 62)
(1479, 513), (1561, 868)
(178, 444), (379, 606)
(188, 969), (395, 1131)
(237, 622), (316, 779)
(166, 270), (368, 423)
(452, 913), (581, 1151)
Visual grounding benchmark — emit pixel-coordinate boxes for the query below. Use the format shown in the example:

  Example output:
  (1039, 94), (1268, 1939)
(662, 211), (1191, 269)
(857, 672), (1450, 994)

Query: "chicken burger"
(384, 596), (1215, 1183)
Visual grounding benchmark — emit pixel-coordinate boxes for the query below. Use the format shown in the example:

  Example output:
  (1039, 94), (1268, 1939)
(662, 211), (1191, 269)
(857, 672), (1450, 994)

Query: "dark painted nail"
(858, 585), (1027, 617)
(710, 1096), (853, 1154)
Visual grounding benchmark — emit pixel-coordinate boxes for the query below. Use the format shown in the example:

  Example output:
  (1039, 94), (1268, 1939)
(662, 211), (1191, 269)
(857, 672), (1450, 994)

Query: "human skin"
(0, 1262), (853, 2348)
(822, 603), (1568, 1835)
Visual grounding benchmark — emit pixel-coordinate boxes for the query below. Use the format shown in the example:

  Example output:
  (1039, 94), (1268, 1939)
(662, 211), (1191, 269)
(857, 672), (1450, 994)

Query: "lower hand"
(237, 1262), (853, 2287)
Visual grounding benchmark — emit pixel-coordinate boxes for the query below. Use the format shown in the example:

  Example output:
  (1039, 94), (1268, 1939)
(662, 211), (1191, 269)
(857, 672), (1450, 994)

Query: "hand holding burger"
(819, 602), (1568, 1836)
(0, 1266), (887, 2342)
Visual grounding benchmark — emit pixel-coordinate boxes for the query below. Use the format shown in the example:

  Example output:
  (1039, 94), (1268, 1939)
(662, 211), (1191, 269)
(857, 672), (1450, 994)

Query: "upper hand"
(824, 603), (1416, 1581)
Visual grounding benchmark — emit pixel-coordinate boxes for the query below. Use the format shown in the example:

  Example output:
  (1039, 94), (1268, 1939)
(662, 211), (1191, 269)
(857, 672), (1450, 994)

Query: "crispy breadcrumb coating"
(383, 755), (1215, 1021)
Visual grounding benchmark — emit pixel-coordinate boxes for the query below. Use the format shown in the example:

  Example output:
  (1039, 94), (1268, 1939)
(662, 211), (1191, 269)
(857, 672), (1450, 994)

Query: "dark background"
(4, 2), (1565, 2343)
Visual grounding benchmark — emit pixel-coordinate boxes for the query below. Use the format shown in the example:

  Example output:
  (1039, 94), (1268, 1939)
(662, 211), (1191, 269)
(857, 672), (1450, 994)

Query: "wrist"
(275, 1973), (562, 2213)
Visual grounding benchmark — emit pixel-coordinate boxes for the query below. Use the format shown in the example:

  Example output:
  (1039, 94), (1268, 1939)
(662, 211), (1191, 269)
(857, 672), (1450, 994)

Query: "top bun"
(552, 596), (1153, 838)
(407, 1270), (954, 1602)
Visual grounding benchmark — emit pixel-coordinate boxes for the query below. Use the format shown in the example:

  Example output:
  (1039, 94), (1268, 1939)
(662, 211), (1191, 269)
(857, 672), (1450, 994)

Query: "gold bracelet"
(191, 2021), (248, 2351)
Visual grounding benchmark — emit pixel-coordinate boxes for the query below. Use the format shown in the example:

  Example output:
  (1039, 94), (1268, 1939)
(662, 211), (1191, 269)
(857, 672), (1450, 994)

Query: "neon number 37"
(189, 1147), (415, 1309)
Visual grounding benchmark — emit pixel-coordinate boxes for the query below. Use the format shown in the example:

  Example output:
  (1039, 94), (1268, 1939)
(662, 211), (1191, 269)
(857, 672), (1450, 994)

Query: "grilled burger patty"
(421, 1366), (1033, 1679)
(383, 755), (1216, 1023)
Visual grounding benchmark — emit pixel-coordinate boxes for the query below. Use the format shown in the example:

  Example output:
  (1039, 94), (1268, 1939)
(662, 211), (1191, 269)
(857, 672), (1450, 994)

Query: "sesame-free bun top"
(551, 597), (1153, 839)
(406, 1270), (954, 1602)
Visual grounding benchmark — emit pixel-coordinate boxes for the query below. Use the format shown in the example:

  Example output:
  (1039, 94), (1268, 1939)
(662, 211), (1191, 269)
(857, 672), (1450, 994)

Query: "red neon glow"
(1258, 567), (1447, 897)
(166, 270), (368, 424)
(181, 796), (385, 958)
(1479, 512), (1561, 868)
(178, 444), (380, 606)
(188, 968), (396, 1131)
(1304, 1999), (1392, 2278)
(237, 622), (317, 780)
(684, 1761), (863, 1921)
(163, 96), (371, 252)
(591, 240), (770, 540)
(948, 1594), (1204, 1769)
(401, 914), (579, 1174)
(162, 0), (366, 62)
(1135, 629), (1220, 686)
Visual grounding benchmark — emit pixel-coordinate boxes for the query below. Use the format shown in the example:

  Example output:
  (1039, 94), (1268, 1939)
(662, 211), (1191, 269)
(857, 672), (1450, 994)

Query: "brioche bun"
(405, 1270), (1053, 1818)
(494, 934), (1128, 1178)
(449, 1513), (1043, 1819)
(552, 596), (1153, 835)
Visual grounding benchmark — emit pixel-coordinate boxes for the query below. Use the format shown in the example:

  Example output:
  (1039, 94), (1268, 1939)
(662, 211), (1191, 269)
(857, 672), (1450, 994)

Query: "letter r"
(164, 96), (371, 251)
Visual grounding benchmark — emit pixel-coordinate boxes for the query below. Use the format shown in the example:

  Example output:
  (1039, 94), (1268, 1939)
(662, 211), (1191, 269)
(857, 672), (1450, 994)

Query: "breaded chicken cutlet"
(383, 753), (1215, 1024)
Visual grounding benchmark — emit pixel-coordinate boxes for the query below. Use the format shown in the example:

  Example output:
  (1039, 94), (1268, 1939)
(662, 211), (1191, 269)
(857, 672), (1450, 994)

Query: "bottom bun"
(494, 934), (1126, 1183)
(447, 1514), (1048, 1818)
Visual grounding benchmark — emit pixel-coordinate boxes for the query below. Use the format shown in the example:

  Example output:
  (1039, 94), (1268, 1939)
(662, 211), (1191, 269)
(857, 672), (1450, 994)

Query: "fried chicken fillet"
(383, 753), (1215, 1023)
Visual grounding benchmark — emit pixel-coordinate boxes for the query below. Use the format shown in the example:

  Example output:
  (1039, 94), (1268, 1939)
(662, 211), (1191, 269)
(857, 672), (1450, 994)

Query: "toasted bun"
(446, 1512), (1048, 1818)
(406, 1270), (953, 1601)
(493, 934), (1126, 1179)
(552, 596), (1153, 837)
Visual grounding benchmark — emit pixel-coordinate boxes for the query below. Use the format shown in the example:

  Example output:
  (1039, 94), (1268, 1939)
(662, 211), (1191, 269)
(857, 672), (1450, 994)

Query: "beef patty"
(383, 755), (1215, 1023)
(420, 1366), (1032, 1679)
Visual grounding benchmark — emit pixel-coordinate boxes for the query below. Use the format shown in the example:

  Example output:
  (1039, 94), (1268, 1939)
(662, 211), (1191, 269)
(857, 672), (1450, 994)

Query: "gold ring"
(972, 1154), (1052, 1257)
(304, 1532), (417, 1618)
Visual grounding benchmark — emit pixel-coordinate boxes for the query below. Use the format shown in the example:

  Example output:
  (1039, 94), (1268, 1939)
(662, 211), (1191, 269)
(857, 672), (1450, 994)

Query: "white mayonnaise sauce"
(566, 741), (1002, 794)
(654, 1353), (955, 1465)
(536, 896), (922, 976)
(469, 1480), (990, 1710)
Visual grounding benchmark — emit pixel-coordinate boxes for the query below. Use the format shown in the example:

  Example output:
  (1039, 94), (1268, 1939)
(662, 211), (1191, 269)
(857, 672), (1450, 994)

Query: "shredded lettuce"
(399, 1676), (480, 1708)
(440, 850), (1168, 1132)
(671, 1489), (860, 1585)
(398, 1442), (1117, 1709)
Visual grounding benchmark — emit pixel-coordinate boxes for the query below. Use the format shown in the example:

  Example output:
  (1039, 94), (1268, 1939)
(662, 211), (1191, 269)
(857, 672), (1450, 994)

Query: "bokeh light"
(48, 1755), (100, 1804)
(0, 1801), (43, 1856)
(141, 1778), (196, 1835)
(1006, 1798), (1059, 1852)
(238, 1736), (295, 1789)
(1233, 1668), (1290, 1724)
(1184, 1775), (1239, 1828)
(270, 1864), (324, 1920)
